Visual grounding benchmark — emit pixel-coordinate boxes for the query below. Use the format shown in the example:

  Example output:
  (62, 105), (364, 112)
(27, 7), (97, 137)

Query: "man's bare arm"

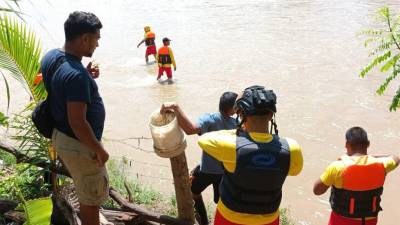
(67, 102), (109, 166)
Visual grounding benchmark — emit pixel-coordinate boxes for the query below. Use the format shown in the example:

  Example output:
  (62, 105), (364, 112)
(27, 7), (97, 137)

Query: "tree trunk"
(169, 152), (195, 223)
(109, 188), (194, 225)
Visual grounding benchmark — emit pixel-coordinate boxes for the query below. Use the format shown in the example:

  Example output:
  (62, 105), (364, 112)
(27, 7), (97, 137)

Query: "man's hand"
(160, 102), (178, 114)
(86, 62), (100, 79)
(95, 148), (109, 167)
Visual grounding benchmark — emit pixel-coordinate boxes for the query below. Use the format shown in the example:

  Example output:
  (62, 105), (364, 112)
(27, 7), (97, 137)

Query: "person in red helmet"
(137, 26), (157, 64)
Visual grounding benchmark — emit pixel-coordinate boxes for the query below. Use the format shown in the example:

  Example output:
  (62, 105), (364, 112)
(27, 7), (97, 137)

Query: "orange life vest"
(158, 46), (172, 65)
(34, 73), (43, 85)
(145, 31), (155, 46)
(330, 156), (385, 219)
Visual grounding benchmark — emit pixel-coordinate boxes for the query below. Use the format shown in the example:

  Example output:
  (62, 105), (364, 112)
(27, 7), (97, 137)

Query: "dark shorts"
(158, 67), (173, 79)
(146, 45), (157, 56)
(190, 165), (222, 203)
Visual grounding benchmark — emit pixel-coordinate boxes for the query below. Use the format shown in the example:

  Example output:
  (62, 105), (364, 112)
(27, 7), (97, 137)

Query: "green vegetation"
(360, 6), (400, 111)
(0, 150), (15, 165)
(0, 164), (49, 201)
(0, 111), (8, 126)
(106, 159), (162, 207)
(0, 1), (24, 17)
(280, 208), (296, 225)
(16, 194), (53, 225)
(10, 108), (50, 160)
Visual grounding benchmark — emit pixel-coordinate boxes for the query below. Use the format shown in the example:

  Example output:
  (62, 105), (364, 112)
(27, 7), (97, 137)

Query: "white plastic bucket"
(149, 110), (186, 158)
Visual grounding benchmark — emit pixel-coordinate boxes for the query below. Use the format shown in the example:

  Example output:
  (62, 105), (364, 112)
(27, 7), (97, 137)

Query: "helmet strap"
(236, 114), (246, 135)
(270, 114), (279, 135)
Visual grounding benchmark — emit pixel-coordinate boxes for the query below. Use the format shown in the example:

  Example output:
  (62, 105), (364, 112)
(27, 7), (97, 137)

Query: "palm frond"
(0, 15), (44, 102)
(0, 0), (24, 21)
(1, 71), (10, 111)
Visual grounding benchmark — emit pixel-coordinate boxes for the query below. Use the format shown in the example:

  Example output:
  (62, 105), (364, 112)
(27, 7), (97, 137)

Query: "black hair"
(219, 92), (238, 114)
(64, 11), (102, 41)
(345, 126), (370, 150)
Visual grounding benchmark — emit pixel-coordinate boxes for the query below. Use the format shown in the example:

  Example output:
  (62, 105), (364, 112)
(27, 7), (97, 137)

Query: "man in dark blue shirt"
(42, 11), (108, 225)
(160, 92), (238, 225)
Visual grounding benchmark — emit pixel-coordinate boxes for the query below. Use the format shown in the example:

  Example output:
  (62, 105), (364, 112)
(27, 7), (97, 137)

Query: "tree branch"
(387, 11), (400, 51)
(0, 141), (70, 177)
(109, 188), (194, 225)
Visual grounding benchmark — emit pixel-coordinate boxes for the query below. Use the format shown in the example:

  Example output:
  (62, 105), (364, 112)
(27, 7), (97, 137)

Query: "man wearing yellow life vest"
(157, 37), (176, 81)
(198, 85), (303, 225)
(313, 127), (399, 225)
(137, 26), (157, 63)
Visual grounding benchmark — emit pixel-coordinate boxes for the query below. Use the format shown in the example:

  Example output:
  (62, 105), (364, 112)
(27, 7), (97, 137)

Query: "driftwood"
(110, 188), (194, 225)
(4, 210), (25, 223)
(0, 199), (18, 214)
(52, 195), (80, 225)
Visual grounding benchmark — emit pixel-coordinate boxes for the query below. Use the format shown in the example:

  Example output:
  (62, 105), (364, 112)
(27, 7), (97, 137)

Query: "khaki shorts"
(52, 129), (109, 206)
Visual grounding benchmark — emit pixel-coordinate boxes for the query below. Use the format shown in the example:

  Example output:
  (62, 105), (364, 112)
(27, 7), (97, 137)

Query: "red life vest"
(145, 31), (155, 46)
(330, 156), (385, 220)
(158, 46), (172, 65)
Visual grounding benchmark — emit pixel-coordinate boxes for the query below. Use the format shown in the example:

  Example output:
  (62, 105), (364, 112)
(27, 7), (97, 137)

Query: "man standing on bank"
(161, 91), (238, 225)
(313, 127), (399, 225)
(42, 11), (109, 225)
(198, 85), (303, 225)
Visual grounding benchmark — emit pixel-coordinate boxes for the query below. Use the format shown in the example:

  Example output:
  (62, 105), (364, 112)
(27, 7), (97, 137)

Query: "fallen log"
(0, 199), (18, 214)
(52, 195), (80, 225)
(4, 210), (25, 224)
(109, 188), (194, 225)
(0, 141), (70, 177)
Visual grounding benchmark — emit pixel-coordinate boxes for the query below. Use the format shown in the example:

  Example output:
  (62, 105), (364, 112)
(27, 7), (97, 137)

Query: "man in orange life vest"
(313, 127), (399, 225)
(157, 37), (176, 81)
(137, 26), (157, 63)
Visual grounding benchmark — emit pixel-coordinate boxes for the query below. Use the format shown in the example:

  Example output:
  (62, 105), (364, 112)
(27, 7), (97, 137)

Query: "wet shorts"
(214, 210), (279, 225)
(158, 67), (173, 79)
(190, 165), (222, 203)
(52, 129), (109, 206)
(146, 45), (157, 56)
(328, 212), (377, 225)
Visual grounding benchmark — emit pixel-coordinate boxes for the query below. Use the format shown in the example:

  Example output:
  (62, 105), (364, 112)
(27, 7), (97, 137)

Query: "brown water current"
(1, 0), (400, 224)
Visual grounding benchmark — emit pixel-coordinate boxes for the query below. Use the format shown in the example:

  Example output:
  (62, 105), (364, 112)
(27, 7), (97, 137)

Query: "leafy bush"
(0, 164), (49, 201)
(360, 7), (400, 111)
(10, 107), (50, 160)
(105, 159), (161, 208)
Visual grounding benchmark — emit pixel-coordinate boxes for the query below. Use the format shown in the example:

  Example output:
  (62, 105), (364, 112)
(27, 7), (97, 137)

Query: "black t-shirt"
(41, 49), (105, 140)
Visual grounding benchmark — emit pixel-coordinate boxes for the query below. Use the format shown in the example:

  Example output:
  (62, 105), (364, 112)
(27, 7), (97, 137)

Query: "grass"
(104, 159), (169, 212)
(280, 208), (296, 225)
(0, 150), (16, 166)
(105, 158), (297, 224)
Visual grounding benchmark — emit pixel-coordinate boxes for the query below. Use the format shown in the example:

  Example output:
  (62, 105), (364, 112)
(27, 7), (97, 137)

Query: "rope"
(153, 139), (187, 158)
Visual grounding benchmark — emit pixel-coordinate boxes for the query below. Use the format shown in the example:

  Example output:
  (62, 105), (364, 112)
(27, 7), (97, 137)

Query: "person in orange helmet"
(313, 126), (399, 225)
(157, 37), (176, 82)
(137, 26), (157, 64)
